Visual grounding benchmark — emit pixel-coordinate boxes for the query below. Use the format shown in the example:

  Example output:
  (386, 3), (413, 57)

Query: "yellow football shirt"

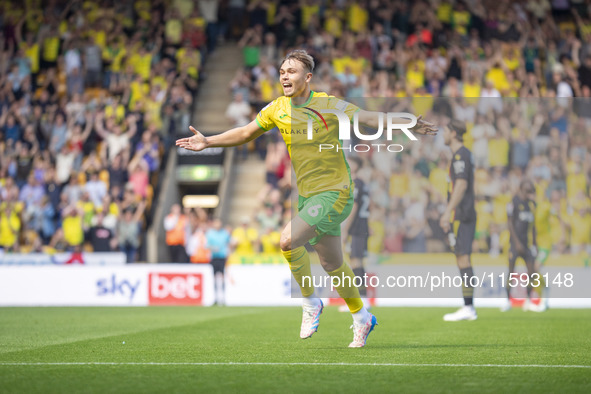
(135, 53), (152, 81)
(429, 167), (448, 201)
(256, 91), (360, 197)
(567, 172), (587, 200)
(475, 200), (492, 236)
(389, 173), (409, 198)
(348, 57), (366, 77)
(437, 2), (452, 23)
(535, 200), (552, 249)
(569, 212), (591, 247)
(406, 60), (425, 89)
(21, 42), (40, 74)
(332, 56), (348, 75)
(492, 193), (511, 225)
(488, 138), (509, 168)
(412, 93), (433, 118)
(463, 82), (481, 105)
(301, 4), (320, 29)
(348, 2), (368, 33)
(63, 216), (84, 246)
(0, 211), (20, 248)
(503, 56), (520, 71)
(43, 36), (60, 62)
(231, 227), (259, 254)
(368, 219), (385, 254)
(485, 67), (509, 92)
(325, 12), (343, 38)
(261, 231), (281, 254)
(452, 10), (470, 35)
(110, 47), (127, 73)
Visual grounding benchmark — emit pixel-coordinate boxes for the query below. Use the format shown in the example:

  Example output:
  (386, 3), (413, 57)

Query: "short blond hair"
(280, 49), (315, 73)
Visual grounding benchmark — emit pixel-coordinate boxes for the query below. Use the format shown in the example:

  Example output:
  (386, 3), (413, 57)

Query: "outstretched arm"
(94, 112), (109, 139)
(80, 113), (94, 141)
(357, 109), (438, 137)
(176, 119), (266, 152)
(15, 16), (25, 44)
(125, 114), (138, 139)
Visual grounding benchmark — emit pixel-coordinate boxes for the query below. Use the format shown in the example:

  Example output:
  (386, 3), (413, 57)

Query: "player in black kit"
(504, 179), (546, 312)
(440, 119), (478, 321)
(342, 156), (371, 310)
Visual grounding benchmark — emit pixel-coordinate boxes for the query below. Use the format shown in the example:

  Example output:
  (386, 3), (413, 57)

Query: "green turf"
(1, 307), (590, 393)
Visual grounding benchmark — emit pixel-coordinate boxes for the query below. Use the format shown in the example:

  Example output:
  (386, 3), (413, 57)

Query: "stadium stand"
(1, 0), (591, 262)
(222, 0), (591, 259)
(0, 0), (206, 261)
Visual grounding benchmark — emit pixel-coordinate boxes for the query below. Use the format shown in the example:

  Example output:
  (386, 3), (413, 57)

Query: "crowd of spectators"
(0, 0), (209, 261)
(3, 0), (591, 260)
(228, 0), (591, 258)
(164, 188), (285, 263)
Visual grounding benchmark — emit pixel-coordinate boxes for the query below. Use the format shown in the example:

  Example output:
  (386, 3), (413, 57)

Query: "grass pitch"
(1, 306), (590, 393)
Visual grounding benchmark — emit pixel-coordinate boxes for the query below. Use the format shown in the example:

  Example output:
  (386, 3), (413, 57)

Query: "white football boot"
(443, 305), (477, 321)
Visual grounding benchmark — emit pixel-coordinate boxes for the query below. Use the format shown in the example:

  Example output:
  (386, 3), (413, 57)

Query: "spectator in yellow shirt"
(428, 155), (450, 202)
(41, 25), (60, 70)
(564, 196), (591, 255)
(0, 204), (21, 252)
(61, 205), (85, 248)
(566, 162), (587, 200)
(261, 228), (281, 254)
(231, 217), (259, 254)
(324, 4), (344, 38)
(348, 1), (368, 33)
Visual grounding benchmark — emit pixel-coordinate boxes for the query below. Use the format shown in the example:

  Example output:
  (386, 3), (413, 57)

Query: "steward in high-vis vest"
(164, 204), (188, 262)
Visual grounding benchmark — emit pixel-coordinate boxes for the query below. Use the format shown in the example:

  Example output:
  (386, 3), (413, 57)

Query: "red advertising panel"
(149, 273), (203, 305)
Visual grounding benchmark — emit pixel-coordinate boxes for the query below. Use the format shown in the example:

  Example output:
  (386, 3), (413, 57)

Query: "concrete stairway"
(225, 156), (267, 226)
(192, 44), (267, 226)
(193, 45), (239, 133)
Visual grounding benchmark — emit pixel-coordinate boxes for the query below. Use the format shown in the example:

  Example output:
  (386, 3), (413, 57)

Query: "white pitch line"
(0, 362), (589, 369)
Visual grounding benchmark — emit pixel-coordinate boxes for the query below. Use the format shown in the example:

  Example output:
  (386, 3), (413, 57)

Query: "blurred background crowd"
(228, 0), (591, 260)
(1, 0), (591, 262)
(0, 0), (204, 260)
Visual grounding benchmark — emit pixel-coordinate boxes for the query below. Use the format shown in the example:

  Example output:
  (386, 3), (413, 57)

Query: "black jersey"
(448, 146), (476, 222)
(349, 178), (370, 236)
(507, 195), (536, 247)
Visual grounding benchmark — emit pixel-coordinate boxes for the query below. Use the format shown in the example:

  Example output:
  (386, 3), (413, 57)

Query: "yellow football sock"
(327, 263), (363, 313)
(282, 246), (315, 297)
(532, 271), (546, 298)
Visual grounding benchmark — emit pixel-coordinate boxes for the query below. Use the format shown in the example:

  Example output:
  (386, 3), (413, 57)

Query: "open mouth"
(282, 83), (293, 89)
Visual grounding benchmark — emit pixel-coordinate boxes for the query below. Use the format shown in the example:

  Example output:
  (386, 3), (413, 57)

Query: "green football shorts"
(297, 188), (354, 245)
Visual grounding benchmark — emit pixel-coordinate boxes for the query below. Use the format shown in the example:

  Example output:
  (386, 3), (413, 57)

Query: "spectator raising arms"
(0, 0), (206, 257)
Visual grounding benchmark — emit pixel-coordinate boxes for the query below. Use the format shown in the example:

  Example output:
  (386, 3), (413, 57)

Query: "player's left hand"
(412, 115), (438, 136)
(530, 245), (538, 258)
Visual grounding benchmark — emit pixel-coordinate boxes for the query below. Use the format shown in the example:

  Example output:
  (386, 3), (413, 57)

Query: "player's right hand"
(439, 210), (451, 233)
(176, 126), (208, 152)
(412, 115), (438, 136)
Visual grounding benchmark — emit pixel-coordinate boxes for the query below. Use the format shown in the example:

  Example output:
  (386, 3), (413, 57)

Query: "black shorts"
(266, 171), (279, 188)
(509, 245), (535, 265)
(455, 220), (476, 256)
(350, 235), (368, 259)
(210, 258), (227, 274)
